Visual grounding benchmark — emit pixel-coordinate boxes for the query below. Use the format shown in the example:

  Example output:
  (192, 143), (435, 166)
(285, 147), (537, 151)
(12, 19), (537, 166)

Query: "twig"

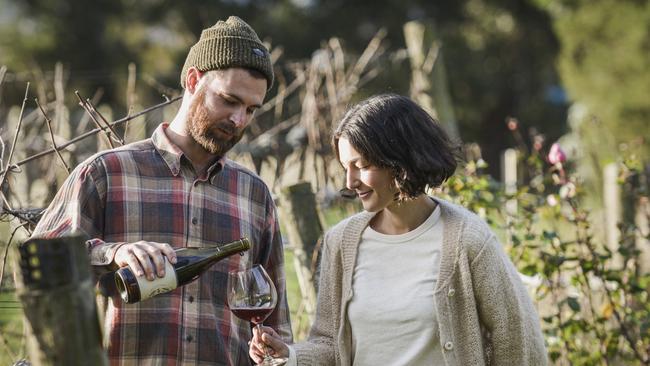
(75, 91), (115, 149)
(0, 131), (5, 173)
(35, 98), (71, 173)
(0, 65), (7, 89)
(345, 28), (387, 87)
(124, 62), (137, 141)
(256, 72), (306, 116)
(0, 223), (27, 288)
(76, 88), (104, 134)
(142, 73), (178, 100)
(2, 208), (44, 227)
(0, 95), (182, 176)
(0, 83), (30, 192)
(568, 198), (649, 363)
(85, 98), (125, 145)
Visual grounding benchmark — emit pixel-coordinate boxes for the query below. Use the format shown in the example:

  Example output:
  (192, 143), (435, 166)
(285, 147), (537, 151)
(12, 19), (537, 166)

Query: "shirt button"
(448, 288), (456, 297)
(444, 341), (454, 351)
(191, 217), (198, 225)
(188, 296), (194, 303)
(186, 335), (193, 342)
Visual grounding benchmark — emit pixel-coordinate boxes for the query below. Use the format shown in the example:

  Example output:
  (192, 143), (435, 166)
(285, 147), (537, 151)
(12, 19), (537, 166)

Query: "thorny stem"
(35, 98), (71, 173)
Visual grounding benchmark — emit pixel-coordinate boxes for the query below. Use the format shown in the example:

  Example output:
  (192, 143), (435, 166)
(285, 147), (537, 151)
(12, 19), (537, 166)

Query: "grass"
(0, 289), (24, 365)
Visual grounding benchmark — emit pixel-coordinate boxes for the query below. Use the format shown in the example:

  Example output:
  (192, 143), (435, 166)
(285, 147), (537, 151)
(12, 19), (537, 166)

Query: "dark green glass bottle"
(115, 238), (250, 303)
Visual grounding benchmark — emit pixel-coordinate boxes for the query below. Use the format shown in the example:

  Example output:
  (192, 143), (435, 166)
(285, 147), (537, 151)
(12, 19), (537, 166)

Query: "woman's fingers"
(261, 332), (289, 358)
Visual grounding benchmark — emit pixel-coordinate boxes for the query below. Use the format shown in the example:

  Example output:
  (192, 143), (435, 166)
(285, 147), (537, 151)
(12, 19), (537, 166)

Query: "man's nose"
(230, 107), (248, 128)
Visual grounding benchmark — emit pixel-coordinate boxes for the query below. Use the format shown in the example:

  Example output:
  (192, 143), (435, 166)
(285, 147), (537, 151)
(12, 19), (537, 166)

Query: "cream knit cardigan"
(292, 198), (547, 365)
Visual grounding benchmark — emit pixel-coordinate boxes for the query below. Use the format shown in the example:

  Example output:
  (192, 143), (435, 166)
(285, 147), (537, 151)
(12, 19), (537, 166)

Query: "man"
(32, 16), (293, 365)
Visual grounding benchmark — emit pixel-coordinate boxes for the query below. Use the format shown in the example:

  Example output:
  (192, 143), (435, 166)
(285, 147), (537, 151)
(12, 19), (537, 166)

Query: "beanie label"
(252, 48), (266, 57)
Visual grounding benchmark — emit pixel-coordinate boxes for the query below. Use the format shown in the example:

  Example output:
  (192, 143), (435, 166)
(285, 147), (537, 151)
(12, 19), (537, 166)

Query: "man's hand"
(114, 241), (177, 281)
(249, 326), (289, 364)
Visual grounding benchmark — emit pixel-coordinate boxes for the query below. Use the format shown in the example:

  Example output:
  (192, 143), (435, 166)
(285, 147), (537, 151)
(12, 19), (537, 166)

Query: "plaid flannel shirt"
(32, 123), (293, 366)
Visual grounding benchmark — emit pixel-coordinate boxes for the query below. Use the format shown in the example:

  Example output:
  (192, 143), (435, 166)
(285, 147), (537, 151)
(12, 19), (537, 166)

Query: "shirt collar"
(152, 123), (225, 177)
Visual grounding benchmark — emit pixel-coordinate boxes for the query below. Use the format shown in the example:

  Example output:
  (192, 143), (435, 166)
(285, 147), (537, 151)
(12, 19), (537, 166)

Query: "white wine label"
(136, 260), (178, 301)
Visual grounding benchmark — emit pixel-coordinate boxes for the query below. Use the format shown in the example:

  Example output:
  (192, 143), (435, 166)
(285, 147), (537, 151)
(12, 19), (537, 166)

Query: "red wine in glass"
(230, 307), (274, 325)
(227, 265), (287, 366)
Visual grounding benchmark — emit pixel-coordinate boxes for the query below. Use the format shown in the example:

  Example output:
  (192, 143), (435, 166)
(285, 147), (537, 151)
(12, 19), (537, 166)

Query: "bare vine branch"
(75, 91), (115, 149)
(35, 98), (71, 173)
(0, 95), (182, 176)
(0, 83), (30, 195)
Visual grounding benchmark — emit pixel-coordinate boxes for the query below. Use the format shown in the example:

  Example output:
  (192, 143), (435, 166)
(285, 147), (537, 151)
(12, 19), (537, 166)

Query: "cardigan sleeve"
(292, 229), (341, 365)
(470, 233), (548, 365)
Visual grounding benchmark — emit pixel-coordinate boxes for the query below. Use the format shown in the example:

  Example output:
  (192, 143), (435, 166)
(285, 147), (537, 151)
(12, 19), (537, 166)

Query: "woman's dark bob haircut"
(333, 94), (459, 201)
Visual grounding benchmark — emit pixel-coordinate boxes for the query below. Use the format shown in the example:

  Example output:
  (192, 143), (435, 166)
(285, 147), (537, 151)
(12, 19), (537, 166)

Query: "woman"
(251, 94), (547, 365)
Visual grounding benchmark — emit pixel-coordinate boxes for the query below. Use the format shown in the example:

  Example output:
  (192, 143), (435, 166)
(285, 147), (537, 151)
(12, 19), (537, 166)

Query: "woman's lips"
(357, 191), (371, 199)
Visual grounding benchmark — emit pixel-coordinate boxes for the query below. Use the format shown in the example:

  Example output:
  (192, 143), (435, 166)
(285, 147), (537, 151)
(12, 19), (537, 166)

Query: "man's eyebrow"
(219, 91), (262, 109)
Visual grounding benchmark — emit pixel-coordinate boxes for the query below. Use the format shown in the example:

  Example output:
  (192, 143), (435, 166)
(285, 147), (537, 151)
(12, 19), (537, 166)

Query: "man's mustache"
(212, 121), (237, 136)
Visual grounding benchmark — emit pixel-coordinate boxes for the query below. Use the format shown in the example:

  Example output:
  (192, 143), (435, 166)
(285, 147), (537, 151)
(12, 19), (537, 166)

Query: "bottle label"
(136, 260), (178, 301)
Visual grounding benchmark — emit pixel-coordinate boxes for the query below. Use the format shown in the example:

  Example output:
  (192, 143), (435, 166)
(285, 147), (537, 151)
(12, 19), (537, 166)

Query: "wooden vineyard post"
(13, 234), (107, 366)
(279, 182), (323, 322)
(403, 20), (460, 141)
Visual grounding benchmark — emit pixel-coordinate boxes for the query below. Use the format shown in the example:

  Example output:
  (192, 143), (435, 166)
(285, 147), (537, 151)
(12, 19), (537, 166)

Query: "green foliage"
(439, 139), (650, 364)
(539, 0), (650, 161)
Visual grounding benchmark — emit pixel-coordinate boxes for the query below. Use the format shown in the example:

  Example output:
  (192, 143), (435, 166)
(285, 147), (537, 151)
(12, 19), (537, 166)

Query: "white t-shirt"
(286, 206), (444, 366)
(348, 205), (444, 365)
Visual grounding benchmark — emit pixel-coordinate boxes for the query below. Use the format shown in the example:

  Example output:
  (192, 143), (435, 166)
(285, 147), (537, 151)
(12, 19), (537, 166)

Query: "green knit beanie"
(180, 16), (273, 90)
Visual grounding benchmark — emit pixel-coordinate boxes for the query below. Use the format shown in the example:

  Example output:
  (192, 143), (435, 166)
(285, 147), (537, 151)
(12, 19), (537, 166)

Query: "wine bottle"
(115, 238), (251, 303)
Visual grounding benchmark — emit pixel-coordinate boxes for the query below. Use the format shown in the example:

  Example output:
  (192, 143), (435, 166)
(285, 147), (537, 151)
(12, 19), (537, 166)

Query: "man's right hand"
(114, 241), (177, 281)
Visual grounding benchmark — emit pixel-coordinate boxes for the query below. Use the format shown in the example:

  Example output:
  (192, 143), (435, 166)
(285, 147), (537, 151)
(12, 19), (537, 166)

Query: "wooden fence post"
(13, 234), (107, 366)
(603, 163), (621, 257)
(501, 148), (518, 216)
(279, 182), (322, 322)
(403, 20), (460, 141)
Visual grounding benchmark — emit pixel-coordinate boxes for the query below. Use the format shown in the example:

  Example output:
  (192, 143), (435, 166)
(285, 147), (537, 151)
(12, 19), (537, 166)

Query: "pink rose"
(548, 143), (566, 164)
(507, 117), (518, 131)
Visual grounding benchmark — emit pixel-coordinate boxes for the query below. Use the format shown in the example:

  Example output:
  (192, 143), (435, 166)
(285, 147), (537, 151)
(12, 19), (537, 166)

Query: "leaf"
(567, 297), (581, 312)
(600, 302), (613, 320)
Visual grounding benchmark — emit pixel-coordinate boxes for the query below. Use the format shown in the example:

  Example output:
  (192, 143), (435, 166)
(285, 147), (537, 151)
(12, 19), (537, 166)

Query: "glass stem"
(257, 323), (273, 361)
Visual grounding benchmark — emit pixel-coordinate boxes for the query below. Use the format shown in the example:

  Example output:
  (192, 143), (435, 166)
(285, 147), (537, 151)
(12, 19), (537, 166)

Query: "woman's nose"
(346, 169), (360, 190)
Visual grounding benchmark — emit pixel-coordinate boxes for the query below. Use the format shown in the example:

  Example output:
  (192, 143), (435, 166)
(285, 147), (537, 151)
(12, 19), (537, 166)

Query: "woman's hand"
(249, 326), (289, 363)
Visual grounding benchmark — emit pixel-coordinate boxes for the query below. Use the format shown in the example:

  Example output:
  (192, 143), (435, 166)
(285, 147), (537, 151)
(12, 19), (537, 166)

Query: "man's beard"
(187, 88), (245, 156)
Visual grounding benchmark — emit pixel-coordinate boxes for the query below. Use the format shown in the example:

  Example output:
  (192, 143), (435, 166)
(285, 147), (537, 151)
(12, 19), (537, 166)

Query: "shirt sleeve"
(31, 159), (126, 271)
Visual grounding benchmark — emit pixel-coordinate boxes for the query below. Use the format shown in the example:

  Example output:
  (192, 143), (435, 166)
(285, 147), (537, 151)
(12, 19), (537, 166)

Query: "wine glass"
(227, 265), (287, 366)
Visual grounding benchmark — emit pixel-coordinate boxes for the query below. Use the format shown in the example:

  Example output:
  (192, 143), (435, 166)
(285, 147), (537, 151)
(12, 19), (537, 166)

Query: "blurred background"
(0, 0), (648, 364)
